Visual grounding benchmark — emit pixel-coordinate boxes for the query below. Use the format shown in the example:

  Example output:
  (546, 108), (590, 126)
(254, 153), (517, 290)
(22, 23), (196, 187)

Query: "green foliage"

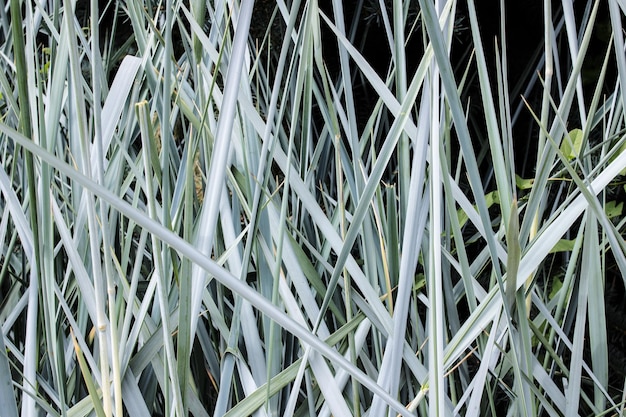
(1, 0), (626, 416)
(560, 128), (585, 160)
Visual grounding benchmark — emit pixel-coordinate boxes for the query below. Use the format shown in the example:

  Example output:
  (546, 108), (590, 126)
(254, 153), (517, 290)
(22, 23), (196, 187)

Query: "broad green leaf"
(515, 175), (535, 190)
(605, 200), (623, 218)
(560, 128), (585, 160)
(549, 239), (576, 253)
(457, 191), (500, 228)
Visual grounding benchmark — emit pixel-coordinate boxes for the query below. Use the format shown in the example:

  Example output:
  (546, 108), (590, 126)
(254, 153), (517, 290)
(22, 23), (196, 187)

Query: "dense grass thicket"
(1, 0), (626, 415)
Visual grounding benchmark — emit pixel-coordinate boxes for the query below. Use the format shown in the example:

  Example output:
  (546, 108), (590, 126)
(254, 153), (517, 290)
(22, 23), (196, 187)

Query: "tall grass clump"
(1, 0), (626, 415)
